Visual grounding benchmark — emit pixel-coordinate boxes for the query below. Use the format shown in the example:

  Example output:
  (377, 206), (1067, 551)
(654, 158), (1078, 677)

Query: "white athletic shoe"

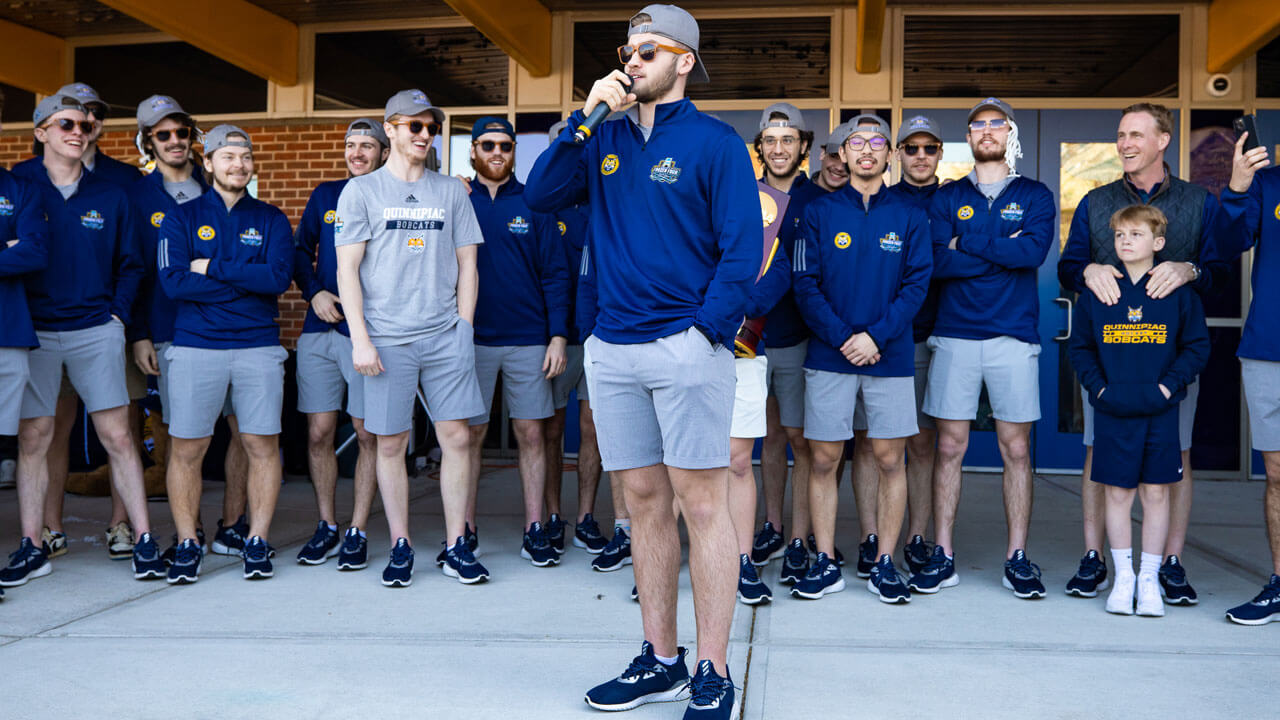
(1106, 573), (1136, 615)
(1136, 573), (1165, 617)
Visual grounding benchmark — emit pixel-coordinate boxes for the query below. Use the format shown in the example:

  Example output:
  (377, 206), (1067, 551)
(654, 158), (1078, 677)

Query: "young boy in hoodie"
(1069, 204), (1209, 617)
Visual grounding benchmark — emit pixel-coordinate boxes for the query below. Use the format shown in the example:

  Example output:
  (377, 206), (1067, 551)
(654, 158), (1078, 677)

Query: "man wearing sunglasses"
(527, 5), (758, 716)
(462, 116), (569, 568)
(335, 89), (487, 588)
(1057, 103), (1229, 604)
(4, 94), (162, 588)
(293, 118), (389, 570)
(911, 97), (1055, 600)
(847, 115), (946, 583)
(17, 83), (142, 189)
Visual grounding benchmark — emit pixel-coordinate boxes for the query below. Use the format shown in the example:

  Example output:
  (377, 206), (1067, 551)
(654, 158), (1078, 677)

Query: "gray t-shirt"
(335, 166), (484, 347)
(164, 176), (203, 204)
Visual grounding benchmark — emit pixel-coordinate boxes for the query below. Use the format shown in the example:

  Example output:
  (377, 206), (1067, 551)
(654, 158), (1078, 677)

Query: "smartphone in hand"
(1234, 114), (1263, 153)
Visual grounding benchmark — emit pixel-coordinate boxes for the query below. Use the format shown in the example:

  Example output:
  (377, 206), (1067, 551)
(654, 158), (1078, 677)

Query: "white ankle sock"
(615, 519), (631, 532)
(1139, 552), (1162, 578)
(1111, 548), (1133, 575)
(654, 653), (678, 666)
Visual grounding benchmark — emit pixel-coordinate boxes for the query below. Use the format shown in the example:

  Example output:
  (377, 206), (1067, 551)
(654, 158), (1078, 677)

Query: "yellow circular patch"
(197, 225), (216, 241)
(557, 221), (567, 236)
(957, 205), (974, 221)
(1274, 203), (1280, 221)
(834, 232), (851, 249)
(601, 154), (620, 176)
(150, 211), (165, 228)
(324, 210), (337, 224)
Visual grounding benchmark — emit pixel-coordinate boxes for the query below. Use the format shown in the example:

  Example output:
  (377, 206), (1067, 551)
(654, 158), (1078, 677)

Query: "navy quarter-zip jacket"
(294, 178), (351, 336)
(0, 169), (50, 348)
(128, 168), (208, 344)
(1218, 167), (1280, 362)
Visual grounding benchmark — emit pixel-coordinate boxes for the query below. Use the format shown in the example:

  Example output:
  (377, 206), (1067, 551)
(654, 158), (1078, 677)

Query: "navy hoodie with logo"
(0, 169), (50, 348)
(294, 178), (350, 336)
(158, 190), (293, 349)
(469, 177), (570, 347)
(793, 184), (932, 377)
(524, 99), (760, 346)
(764, 173), (825, 349)
(1217, 166), (1280, 362)
(12, 160), (142, 331)
(928, 174), (1055, 345)
(128, 168), (208, 344)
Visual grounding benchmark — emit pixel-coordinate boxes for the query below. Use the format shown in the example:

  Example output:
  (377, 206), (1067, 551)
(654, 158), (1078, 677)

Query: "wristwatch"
(1186, 262), (1201, 282)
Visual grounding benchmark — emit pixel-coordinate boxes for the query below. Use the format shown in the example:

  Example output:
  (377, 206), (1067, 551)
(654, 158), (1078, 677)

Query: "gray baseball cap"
(34, 94), (86, 127)
(203, 124), (253, 155)
(346, 117), (388, 148)
(759, 102), (805, 132)
(383, 89), (445, 124)
(897, 114), (942, 145)
(548, 120), (569, 142)
(968, 96), (1016, 123)
(627, 4), (709, 84)
(57, 83), (103, 108)
(136, 94), (190, 133)
(847, 113), (892, 143)
(823, 121), (853, 154)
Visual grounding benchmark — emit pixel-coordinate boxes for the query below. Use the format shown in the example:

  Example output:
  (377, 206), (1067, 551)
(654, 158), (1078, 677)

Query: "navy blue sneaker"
(749, 521), (785, 566)
(631, 585), (639, 602)
(521, 521), (560, 567)
(592, 526), (632, 572)
(1226, 575), (1280, 625)
(867, 554), (911, 604)
(778, 538), (809, 586)
(0, 538), (51, 587)
(381, 538), (414, 587)
(166, 539), (202, 585)
(1065, 550), (1110, 598)
(856, 533), (878, 578)
(908, 545), (959, 593)
(131, 532), (165, 580)
(683, 659), (736, 719)
(1159, 555), (1198, 605)
(573, 513), (609, 554)
(162, 527), (206, 565)
(790, 552), (845, 600)
(903, 535), (932, 576)
(210, 515), (248, 556)
(737, 554), (772, 605)
(336, 527), (368, 571)
(547, 513), (567, 555)
(466, 522), (479, 554)
(296, 521), (340, 565)
(243, 536), (274, 579)
(808, 534), (844, 567)
(584, 642), (690, 711)
(443, 536), (489, 584)
(1003, 549), (1045, 599)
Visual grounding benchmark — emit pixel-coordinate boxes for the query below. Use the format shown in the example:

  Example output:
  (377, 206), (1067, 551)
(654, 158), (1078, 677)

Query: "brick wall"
(0, 119), (355, 349)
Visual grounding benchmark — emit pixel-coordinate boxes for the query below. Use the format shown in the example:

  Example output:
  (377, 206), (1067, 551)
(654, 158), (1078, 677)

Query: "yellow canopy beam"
(99, 0), (299, 85)
(856, 0), (887, 74)
(444, 0), (552, 77)
(1207, 0), (1280, 73)
(0, 19), (65, 96)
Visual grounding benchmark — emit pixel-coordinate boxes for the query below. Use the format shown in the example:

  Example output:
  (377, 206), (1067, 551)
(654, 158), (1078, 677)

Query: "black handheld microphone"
(574, 77), (630, 144)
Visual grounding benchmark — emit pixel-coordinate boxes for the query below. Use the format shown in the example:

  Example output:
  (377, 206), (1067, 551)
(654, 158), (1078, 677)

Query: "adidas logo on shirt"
(405, 194), (419, 203)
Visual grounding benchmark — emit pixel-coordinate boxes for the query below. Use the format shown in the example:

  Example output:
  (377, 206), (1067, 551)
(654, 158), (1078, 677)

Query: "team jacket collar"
(835, 181), (893, 211)
(197, 185), (254, 214)
(624, 97), (699, 132)
(469, 175), (523, 199)
(141, 165), (209, 194)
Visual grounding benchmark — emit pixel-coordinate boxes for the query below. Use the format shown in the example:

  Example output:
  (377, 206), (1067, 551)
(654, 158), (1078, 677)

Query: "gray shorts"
(23, 321), (129, 419)
(1082, 378), (1197, 451)
(732, 355), (768, 439)
(156, 341), (174, 424)
(805, 369), (918, 441)
(0, 348), (29, 435)
(551, 344), (589, 409)
(297, 330), (364, 419)
(923, 335), (1041, 423)
(1242, 359), (1280, 452)
(470, 344), (554, 425)
(854, 342), (936, 433)
(363, 320), (484, 435)
(585, 327), (735, 472)
(165, 344), (287, 439)
(765, 340), (807, 428)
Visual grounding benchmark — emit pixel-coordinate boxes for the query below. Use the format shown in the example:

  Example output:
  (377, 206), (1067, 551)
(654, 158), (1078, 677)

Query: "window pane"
(573, 16), (830, 102)
(1258, 35), (1280, 98)
(316, 28), (508, 110)
(1, 82), (35, 125)
(74, 42), (267, 116)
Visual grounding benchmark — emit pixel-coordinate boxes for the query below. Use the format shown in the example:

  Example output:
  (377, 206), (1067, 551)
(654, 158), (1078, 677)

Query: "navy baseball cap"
(471, 116), (515, 142)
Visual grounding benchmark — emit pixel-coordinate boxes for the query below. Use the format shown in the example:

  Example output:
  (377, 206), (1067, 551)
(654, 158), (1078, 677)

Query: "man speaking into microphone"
(526, 5), (758, 718)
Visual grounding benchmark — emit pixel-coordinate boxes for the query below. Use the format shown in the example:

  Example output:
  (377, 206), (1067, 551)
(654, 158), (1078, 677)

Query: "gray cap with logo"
(759, 102), (805, 132)
(57, 83), (103, 108)
(968, 97), (1016, 123)
(136, 94), (190, 133)
(383, 89), (445, 124)
(346, 117), (389, 148)
(203, 124), (253, 155)
(628, 4), (709, 84)
(897, 115), (942, 145)
(33, 94), (87, 127)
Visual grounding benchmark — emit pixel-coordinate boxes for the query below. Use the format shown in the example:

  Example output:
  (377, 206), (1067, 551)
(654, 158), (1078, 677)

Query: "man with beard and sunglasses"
(158, 125), (293, 584)
(292, 118), (388, 570)
(3, 94), (162, 588)
(335, 90), (487, 588)
(461, 116), (569, 568)
(846, 115), (946, 581)
(909, 98), (1055, 600)
(526, 6), (758, 717)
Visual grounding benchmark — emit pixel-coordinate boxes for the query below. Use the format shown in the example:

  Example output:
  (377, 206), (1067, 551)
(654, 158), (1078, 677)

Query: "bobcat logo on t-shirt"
(1128, 306), (1143, 323)
(407, 236), (425, 254)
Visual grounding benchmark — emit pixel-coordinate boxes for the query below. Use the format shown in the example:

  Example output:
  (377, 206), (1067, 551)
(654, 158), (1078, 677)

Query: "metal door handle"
(1053, 296), (1072, 342)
